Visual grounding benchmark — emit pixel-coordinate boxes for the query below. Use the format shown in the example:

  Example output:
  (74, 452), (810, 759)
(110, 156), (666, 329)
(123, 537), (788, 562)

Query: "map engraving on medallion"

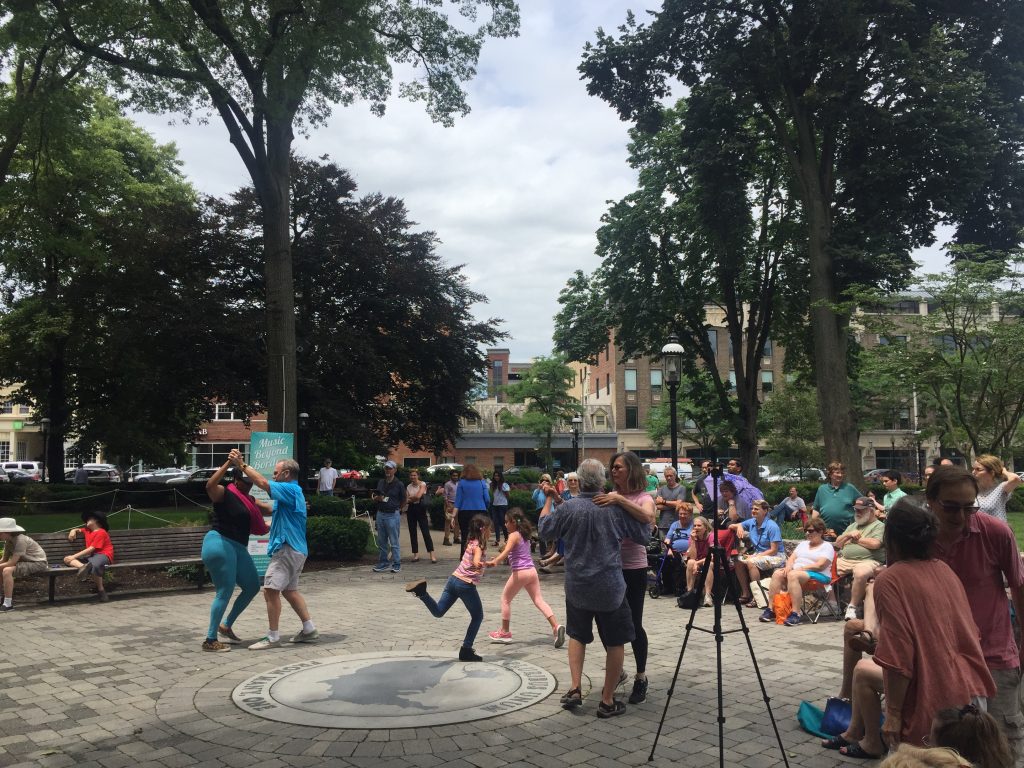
(232, 651), (557, 728)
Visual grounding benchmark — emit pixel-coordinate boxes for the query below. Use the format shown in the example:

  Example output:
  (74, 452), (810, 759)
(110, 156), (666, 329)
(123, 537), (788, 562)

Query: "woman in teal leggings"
(201, 461), (264, 652)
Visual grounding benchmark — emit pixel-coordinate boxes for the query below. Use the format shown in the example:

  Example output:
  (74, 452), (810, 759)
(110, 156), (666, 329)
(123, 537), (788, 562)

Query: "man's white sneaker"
(248, 636), (283, 650)
(844, 604), (858, 622)
(290, 628), (319, 643)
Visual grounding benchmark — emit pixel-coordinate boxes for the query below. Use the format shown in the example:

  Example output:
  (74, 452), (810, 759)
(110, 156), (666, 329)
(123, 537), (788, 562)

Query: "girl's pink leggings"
(501, 568), (554, 622)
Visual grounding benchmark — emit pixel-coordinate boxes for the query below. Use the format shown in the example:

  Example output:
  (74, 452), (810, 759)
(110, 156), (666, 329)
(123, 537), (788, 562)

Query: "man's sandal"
(559, 687), (582, 709)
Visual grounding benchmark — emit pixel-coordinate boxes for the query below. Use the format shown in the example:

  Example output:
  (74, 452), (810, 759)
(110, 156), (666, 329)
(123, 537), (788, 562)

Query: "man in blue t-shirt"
(230, 449), (318, 650)
(728, 499), (784, 606)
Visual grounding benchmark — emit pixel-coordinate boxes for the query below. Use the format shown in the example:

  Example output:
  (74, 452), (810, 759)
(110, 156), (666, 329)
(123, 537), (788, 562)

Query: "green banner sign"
(246, 431), (295, 577)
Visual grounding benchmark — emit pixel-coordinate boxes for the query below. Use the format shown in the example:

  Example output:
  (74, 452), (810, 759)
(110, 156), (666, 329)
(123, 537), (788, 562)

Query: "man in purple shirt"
(929, 465), (1024, 765)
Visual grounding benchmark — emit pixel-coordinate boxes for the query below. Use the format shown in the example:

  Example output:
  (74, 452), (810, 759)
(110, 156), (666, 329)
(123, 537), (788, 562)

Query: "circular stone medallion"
(231, 650), (556, 728)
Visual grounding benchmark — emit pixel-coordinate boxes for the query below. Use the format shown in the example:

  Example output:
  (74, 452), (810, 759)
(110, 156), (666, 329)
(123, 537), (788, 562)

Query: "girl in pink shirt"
(486, 508), (565, 647)
(406, 514), (493, 662)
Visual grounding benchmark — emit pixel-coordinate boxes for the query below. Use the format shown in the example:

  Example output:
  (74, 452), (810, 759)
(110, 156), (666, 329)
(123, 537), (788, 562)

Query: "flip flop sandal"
(839, 743), (883, 760)
(821, 734), (851, 750)
(739, 597), (758, 608)
(559, 687), (582, 709)
(596, 699), (626, 718)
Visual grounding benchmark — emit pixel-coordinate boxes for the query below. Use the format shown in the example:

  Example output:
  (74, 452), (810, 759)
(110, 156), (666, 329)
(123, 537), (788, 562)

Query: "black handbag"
(676, 589), (701, 609)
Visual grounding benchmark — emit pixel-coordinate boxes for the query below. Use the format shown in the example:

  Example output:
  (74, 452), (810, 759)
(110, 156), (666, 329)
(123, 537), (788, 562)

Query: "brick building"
(185, 403), (268, 468)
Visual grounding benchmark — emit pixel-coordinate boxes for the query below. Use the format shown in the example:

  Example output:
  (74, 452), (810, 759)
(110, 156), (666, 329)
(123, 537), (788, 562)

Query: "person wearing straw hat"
(65, 511), (115, 602)
(0, 517), (48, 611)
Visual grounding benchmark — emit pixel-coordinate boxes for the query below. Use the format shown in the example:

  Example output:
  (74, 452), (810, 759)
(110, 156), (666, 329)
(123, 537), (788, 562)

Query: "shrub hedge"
(306, 516), (370, 560)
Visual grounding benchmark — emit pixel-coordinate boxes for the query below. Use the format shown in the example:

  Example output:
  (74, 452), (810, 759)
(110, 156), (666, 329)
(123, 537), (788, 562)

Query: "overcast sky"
(136, 0), (948, 362)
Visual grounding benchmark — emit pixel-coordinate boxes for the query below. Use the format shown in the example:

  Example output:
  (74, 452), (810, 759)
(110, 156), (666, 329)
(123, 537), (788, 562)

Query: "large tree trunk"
(261, 118), (298, 436)
(45, 346), (67, 483)
(735, 386), (761, 487)
(806, 198), (862, 484)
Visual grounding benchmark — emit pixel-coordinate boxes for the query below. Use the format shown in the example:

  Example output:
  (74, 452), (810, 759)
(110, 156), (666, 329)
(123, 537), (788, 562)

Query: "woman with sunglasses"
(759, 517), (834, 626)
(972, 455), (1021, 524)
(823, 498), (994, 759)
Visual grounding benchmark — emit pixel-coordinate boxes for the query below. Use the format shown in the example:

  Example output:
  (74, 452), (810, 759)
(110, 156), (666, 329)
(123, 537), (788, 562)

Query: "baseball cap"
(384, 460), (397, 470)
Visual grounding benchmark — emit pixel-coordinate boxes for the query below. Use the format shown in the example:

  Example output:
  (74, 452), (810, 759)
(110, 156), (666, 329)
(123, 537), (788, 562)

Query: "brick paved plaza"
(0, 529), (858, 768)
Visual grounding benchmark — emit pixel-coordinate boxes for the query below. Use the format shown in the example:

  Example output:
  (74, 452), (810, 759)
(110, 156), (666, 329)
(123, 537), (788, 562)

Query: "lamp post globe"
(661, 335), (685, 473)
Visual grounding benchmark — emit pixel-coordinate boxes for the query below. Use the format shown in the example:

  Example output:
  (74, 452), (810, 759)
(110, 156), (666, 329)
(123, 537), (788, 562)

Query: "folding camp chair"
(801, 558), (849, 624)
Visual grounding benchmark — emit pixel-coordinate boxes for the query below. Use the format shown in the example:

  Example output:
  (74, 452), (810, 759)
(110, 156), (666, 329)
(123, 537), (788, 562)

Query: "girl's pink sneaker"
(488, 630), (513, 643)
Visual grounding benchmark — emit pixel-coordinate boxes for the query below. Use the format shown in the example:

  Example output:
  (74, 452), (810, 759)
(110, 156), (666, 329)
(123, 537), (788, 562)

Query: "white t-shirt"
(317, 466), (339, 491)
(791, 540), (834, 577)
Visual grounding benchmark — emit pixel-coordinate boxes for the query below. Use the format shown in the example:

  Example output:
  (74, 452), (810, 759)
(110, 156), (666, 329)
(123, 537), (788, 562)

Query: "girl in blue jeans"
(406, 514), (493, 661)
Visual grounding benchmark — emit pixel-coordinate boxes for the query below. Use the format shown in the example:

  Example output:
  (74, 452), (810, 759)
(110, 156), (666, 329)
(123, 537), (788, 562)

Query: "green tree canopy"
(579, 1), (1024, 478)
(210, 154), (504, 455)
(0, 90), (259, 469)
(859, 257), (1024, 459)
(27, 0), (520, 436)
(500, 355), (579, 470)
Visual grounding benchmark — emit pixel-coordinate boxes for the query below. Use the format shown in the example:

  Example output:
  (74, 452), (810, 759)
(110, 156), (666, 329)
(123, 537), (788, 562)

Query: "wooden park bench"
(27, 526), (210, 603)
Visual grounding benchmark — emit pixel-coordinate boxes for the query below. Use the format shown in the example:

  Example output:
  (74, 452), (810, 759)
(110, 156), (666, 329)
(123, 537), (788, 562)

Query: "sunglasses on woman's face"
(804, 529), (821, 535)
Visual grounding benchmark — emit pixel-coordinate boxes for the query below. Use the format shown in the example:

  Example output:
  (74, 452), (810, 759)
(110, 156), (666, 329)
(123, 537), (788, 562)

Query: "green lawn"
(9, 508), (209, 534)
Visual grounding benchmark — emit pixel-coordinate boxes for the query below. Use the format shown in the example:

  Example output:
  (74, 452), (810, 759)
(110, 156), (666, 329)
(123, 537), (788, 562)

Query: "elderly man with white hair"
(537, 458), (650, 718)
(834, 496), (886, 621)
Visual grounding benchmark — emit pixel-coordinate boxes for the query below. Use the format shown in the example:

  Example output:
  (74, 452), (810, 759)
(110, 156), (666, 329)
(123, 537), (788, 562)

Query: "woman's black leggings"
(407, 503), (434, 554)
(622, 567), (649, 674)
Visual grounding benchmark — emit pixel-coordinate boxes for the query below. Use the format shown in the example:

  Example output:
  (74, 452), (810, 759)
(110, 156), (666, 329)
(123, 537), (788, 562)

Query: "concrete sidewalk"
(0, 525), (858, 768)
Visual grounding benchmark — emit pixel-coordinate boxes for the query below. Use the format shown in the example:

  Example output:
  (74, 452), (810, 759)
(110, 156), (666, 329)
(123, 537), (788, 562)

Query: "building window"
(594, 411), (607, 429)
(728, 371), (736, 390)
(624, 369), (637, 392)
(0, 442), (8, 461)
(211, 403), (237, 421)
(0, 401), (11, 415)
(189, 442), (250, 468)
(728, 336), (734, 360)
(606, 373), (610, 396)
(706, 328), (718, 355)
(878, 335), (908, 346)
(491, 359), (504, 400)
(625, 406), (639, 429)
(464, 412), (480, 428)
(464, 456), (477, 466)
(761, 371), (774, 393)
(893, 300), (919, 314)
(683, 418), (697, 430)
(606, 346), (610, 362)
(650, 369), (663, 397)
(18, 405), (29, 415)
(895, 408), (911, 430)
(15, 441), (26, 461)
(404, 458), (430, 468)
(762, 340), (772, 358)
(493, 457), (505, 472)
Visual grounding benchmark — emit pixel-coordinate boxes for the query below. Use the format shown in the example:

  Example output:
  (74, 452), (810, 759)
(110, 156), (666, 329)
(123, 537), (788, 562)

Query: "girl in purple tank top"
(485, 508), (565, 648)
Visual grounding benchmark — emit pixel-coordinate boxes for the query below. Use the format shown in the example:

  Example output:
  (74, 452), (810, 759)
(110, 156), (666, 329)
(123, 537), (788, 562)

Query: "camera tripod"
(648, 460), (790, 767)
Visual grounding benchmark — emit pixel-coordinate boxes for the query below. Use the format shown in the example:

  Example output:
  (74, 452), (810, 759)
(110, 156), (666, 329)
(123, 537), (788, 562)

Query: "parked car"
(7, 468), (40, 484)
(166, 468), (219, 485)
(134, 467), (191, 483)
(864, 467), (920, 484)
(0, 467), (8, 483)
(425, 463), (463, 474)
(63, 465), (121, 483)
(337, 469), (365, 480)
(1, 461), (43, 480)
(758, 465), (770, 480)
(767, 467), (827, 483)
(505, 466), (545, 477)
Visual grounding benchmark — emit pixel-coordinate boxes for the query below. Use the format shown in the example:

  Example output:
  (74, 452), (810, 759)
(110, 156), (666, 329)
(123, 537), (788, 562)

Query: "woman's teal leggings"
(201, 530), (260, 641)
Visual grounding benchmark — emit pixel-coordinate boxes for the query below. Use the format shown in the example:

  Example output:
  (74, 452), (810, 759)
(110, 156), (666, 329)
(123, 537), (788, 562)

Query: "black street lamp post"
(661, 335), (685, 472)
(40, 417), (50, 483)
(571, 415), (582, 470)
(297, 412), (310, 490)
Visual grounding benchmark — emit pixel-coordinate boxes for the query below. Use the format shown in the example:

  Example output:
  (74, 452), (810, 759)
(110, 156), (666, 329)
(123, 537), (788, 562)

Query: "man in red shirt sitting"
(65, 511), (115, 602)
